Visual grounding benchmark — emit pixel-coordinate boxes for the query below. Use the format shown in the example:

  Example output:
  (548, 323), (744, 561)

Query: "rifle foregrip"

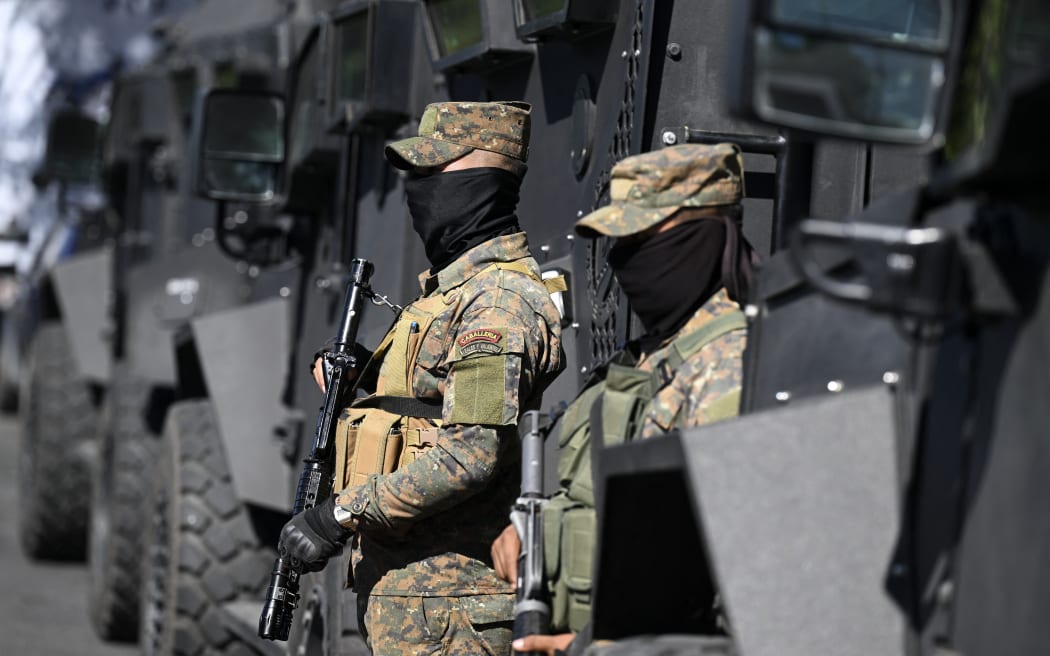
(292, 460), (330, 516)
(258, 555), (300, 640)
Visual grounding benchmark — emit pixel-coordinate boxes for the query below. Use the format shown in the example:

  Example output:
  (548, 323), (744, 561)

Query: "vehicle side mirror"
(38, 109), (103, 186)
(194, 90), (285, 203)
(729, 0), (951, 145)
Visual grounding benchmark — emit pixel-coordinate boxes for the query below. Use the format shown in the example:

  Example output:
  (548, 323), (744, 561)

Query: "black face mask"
(609, 219), (729, 349)
(404, 167), (522, 271)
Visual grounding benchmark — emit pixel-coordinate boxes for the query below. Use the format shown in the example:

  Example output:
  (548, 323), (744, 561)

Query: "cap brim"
(384, 136), (474, 170)
(574, 203), (678, 238)
(574, 205), (623, 237)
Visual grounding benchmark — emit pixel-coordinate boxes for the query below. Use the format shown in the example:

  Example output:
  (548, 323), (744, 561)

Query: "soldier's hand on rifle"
(491, 523), (520, 587)
(278, 496), (352, 572)
(310, 352), (359, 394)
(512, 633), (575, 655)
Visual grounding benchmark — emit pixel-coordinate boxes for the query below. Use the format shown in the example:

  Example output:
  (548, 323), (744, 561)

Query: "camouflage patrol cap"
(575, 143), (745, 238)
(385, 101), (531, 170)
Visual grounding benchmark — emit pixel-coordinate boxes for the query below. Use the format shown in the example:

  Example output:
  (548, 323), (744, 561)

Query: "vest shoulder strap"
(652, 310), (747, 390)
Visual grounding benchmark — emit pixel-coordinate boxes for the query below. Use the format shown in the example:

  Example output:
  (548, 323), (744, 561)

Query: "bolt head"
(662, 131), (679, 145)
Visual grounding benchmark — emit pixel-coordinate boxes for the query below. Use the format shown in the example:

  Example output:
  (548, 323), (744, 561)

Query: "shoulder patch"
(456, 328), (506, 358)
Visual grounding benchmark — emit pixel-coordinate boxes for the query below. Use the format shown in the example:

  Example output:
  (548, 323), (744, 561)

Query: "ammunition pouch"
(334, 402), (441, 490)
(544, 492), (596, 633)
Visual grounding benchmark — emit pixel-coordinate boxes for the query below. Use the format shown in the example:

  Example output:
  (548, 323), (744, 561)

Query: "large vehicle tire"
(17, 322), (98, 560)
(141, 400), (275, 656)
(88, 366), (155, 641)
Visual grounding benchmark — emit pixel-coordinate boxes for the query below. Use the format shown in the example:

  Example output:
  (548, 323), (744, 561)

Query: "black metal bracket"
(790, 219), (964, 320)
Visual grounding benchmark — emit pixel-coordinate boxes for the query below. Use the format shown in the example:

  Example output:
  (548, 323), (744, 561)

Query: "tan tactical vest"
(333, 259), (567, 492)
(544, 310), (746, 632)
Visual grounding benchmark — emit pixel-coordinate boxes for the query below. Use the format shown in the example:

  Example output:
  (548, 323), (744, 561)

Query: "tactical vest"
(333, 259), (567, 493)
(543, 310), (746, 632)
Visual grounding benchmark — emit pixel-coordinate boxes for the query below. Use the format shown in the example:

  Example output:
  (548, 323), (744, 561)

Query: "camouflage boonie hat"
(385, 101), (531, 170)
(575, 143), (744, 238)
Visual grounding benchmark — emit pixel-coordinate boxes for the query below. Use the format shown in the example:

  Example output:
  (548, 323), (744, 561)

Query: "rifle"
(258, 258), (375, 641)
(511, 406), (563, 653)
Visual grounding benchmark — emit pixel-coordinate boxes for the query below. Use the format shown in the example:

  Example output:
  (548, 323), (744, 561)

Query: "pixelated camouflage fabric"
(363, 594), (513, 656)
(575, 143), (745, 238)
(335, 232), (565, 597)
(386, 101), (532, 170)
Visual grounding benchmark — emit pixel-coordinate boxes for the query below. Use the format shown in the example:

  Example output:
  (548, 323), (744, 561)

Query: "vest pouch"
(339, 407), (403, 490)
(544, 493), (595, 633)
(560, 505), (596, 633)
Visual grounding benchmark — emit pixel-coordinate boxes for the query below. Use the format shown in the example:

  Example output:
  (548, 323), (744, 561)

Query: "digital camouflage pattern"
(385, 101), (532, 170)
(636, 288), (747, 435)
(575, 143), (745, 238)
(333, 232), (564, 602)
(362, 594), (514, 655)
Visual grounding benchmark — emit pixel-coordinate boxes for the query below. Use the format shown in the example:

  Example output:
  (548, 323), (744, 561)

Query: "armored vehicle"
(84, 0), (302, 645)
(177, 1), (930, 654)
(588, 1), (1050, 656)
(10, 103), (112, 562)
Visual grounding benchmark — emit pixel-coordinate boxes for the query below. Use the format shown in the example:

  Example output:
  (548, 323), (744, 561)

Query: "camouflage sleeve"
(441, 300), (548, 426)
(334, 423), (513, 533)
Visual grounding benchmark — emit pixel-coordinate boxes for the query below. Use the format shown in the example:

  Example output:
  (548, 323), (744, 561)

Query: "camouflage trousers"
(360, 593), (515, 656)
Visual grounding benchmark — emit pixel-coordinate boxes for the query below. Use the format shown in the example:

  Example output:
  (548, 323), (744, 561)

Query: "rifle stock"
(258, 258), (375, 641)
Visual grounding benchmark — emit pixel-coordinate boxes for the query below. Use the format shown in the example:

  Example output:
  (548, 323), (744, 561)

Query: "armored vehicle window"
(214, 62), (239, 88)
(204, 95), (283, 158)
(42, 111), (103, 184)
(756, 29), (939, 134)
(426, 0), (484, 57)
(172, 68), (198, 123)
(772, 0), (947, 48)
(335, 11), (369, 104)
(290, 30), (322, 167)
(521, 0), (565, 21)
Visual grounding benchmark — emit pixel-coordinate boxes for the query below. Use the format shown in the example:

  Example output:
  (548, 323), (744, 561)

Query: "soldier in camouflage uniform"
(492, 143), (757, 655)
(280, 101), (565, 655)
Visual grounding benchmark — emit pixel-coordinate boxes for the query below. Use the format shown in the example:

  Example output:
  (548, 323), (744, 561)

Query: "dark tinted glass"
(944, 0), (1050, 161)
(171, 68), (198, 119)
(522, 0), (566, 21)
(44, 112), (102, 182)
(203, 95), (283, 159)
(755, 28), (940, 141)
(290, 32), (320, 165)
(772, 0), (946, 47)
(213, 62), (239, 88)
(336, 11), (369, 103)
(202, 160), (276, 199)
(426, 0), (484, 57)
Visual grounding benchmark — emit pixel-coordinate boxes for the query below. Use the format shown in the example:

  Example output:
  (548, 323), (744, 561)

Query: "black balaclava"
(404, 166), (523, 271)
(609, 213), (757, 350)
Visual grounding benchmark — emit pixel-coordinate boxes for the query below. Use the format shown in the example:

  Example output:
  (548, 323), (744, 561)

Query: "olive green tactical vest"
(544, 310), (745, 632)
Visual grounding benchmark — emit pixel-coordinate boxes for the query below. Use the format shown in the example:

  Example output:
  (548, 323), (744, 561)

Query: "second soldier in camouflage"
(492, 142), (758, 654)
